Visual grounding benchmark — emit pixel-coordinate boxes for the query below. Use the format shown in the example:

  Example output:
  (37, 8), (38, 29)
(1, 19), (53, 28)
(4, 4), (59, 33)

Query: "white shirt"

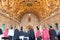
(8, 29), (14, 36)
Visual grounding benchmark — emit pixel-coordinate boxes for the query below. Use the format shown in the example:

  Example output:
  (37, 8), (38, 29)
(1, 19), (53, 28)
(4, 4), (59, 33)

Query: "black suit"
(28, 29), (35, 40)
(0, 29), (3, 35)
(14, 29), (20, 40)
(58, 31), (60, 40)
(49, 29), (57, 40)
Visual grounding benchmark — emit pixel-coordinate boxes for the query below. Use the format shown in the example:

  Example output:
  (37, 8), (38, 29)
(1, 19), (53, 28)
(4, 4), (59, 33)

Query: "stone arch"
(19, 10), (41, 22)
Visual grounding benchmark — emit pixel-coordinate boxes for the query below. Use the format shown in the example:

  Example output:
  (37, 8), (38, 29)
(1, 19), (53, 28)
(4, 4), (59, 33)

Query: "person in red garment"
(3, 28), (9, 40)
(36, 26), (42, 40)
(4, 28), (8, 38)
(42, 27), (50, 40)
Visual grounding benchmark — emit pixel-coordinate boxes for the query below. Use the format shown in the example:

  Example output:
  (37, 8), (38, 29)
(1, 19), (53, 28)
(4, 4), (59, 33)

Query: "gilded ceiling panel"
(0, 0), (60, 21)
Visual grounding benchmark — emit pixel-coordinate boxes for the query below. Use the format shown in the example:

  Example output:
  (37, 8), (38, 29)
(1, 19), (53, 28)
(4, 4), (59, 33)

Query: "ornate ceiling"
(0, 0), (60, 22)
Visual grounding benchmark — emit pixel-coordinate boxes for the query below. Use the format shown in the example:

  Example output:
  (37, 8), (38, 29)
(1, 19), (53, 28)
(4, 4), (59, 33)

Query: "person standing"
(28, 27), (35, 40)
(19, 27), (24, 40)
(55, 29), (59, 40)
(49, 26), (57, 40)
(24, 28), (29, 40)
(0, 28), (3, 35)
(4, 28), (9, 38)
(42, 27), (50, 40)
(0, 28), (3, 40)
(58, 28), (60, 40)
(19, 27), (24, 36)
(8, 27), (14, 40)
(36, 26), (42, 40)
(14, 28), (20, 40)
(3, 28), (9, 40)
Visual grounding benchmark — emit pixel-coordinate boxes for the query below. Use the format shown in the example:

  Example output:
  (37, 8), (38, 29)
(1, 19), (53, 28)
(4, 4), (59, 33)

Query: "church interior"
(0, 0), (60, 40)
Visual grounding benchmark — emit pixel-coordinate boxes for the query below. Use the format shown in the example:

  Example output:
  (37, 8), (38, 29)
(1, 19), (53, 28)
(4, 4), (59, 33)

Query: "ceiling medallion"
(20, 0), (40, 7)
(27, 2), (33, 7)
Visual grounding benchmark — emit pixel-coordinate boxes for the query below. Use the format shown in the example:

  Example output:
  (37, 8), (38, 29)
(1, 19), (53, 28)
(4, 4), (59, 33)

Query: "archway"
(19, 10), (41, 22)
(20, 12), (40, 33)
